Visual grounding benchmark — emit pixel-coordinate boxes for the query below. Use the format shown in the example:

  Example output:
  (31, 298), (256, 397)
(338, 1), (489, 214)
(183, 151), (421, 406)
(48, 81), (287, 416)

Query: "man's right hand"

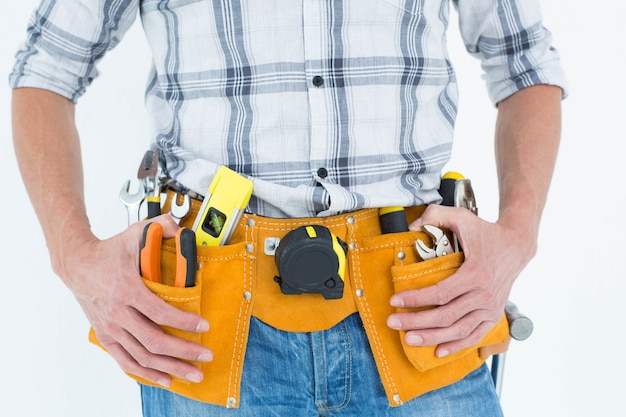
(12, 88), (212, 388)
(57, 214), (213, 388)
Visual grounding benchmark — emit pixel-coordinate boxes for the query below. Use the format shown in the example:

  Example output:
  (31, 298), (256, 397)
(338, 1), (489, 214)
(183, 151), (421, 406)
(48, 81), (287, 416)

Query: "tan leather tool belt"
(90, 191), (509, 408)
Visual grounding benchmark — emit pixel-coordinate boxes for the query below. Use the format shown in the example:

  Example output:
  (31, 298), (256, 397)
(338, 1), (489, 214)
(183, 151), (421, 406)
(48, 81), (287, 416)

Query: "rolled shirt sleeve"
(455, 0), (568, 104)
(9, 0), (139, 102)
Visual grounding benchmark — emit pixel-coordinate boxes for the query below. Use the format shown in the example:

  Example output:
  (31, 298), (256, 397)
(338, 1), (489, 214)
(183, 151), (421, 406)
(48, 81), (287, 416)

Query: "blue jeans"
(141, 314), (503, 417)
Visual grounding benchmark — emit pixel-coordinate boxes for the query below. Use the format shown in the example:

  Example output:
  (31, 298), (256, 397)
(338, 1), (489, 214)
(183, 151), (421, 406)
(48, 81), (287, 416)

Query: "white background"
(1, 1), (624, 416)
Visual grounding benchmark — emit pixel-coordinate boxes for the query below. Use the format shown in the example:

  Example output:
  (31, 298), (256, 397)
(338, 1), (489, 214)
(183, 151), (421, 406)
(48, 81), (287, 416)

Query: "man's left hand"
(386, 204), (536, 357)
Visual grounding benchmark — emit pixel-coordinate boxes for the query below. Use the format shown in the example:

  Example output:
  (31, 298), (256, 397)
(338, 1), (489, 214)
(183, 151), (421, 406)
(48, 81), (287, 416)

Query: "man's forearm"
(12, 87), (95, 278)
(495, 84), (562, 258)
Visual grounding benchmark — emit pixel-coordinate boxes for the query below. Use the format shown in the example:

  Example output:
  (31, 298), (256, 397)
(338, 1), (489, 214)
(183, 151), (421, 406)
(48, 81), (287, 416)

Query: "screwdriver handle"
(147, 196), (161, 219)
(379, 206), (409, 234)
(439, 173), (462, 207)
(438, 172), (468, 252)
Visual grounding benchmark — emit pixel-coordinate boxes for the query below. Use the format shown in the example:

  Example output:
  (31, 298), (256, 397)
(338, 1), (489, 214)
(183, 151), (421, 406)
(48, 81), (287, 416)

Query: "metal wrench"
(119, 179), (146, 226)
(170, 192), (191, 224)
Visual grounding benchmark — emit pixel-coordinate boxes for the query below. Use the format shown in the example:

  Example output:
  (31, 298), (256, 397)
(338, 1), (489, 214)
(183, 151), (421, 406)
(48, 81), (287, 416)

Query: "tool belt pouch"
(89, 237), (252, 408)
(351, 228), (510, 405)
(391, 252), (510, 371)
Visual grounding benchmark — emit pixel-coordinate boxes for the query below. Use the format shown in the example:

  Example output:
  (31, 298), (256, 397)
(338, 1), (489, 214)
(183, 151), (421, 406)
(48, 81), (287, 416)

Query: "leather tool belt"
(90, 191), (510, 408)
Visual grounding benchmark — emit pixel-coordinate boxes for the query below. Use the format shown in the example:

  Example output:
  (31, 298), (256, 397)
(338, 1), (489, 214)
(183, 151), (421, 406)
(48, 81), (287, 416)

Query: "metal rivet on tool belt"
(347, 216), (356, 225)
(349, 242), (357, 250)
(393, 394), (401, 404)
(247, 218), (255, 227)
(356, 289), (364, 297)
(243, 291), (252, 301)
(397, 251), (406, 260)
(264, 237), (280, 255)
(246, 244), (254, 253)
(227, 398), (237, 407)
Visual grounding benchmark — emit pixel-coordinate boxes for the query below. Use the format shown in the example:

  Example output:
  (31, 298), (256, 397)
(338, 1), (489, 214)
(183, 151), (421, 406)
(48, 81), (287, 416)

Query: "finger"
(390, 267), (475, 309)
(408, 205), (476, 252)
(409, 204), (462, 228)
(102, 291), (212, 360)
(135, 213), (180, 238)
(108, 328), (205, 384)
(388, 284), (486, 335)
(404, 311), (484, 353)
(152, 214), (180, 237)
(433, 320), (496, 358)
(132, 285), (210, 333)
(123, 307), (213, 363)
(121, 331), (206, 383)
(408, 204), (452, 231)
(93, 325), (184, 386)
(388, 300), (467, 332)
(106, 341), (173, 388)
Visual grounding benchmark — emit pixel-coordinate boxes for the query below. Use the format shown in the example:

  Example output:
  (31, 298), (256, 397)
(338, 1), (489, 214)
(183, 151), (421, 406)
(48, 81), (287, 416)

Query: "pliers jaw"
(415, 224), (455, 260)
(138, 150), (166, 219)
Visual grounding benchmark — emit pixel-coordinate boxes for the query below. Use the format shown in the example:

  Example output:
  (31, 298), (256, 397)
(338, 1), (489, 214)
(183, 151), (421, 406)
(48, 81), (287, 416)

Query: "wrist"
(46, 216), (97, 281)
(496, 207), (539, 263)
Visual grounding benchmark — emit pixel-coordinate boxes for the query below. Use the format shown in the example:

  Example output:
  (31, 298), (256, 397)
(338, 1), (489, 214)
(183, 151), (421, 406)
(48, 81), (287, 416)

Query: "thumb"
(408, 204), (457, 231)
(137, 214), (180, 238)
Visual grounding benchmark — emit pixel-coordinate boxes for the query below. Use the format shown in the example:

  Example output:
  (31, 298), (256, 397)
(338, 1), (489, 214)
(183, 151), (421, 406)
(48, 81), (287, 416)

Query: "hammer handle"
(505, 301), (534, 341)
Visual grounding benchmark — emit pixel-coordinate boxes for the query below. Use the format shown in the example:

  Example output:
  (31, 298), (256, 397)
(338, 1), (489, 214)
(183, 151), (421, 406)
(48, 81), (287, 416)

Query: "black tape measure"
(273, 225), (348, 300)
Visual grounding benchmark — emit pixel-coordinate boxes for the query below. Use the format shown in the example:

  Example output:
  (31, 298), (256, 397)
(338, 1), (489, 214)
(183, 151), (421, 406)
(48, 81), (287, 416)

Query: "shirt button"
(317, 167), (328, 178)
(312, 75), (324, 87)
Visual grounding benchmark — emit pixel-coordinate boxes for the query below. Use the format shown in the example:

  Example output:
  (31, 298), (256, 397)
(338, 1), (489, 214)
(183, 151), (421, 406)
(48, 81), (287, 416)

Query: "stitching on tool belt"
(227, 221), (255, 404)
(351, 232), (399, 397)
(162, 242), (247, 263)
(196, 253), (247, 262)
(393, 262), (463, 281)
(227, 278), (245, 403)
(353, 240), (416, 253)
(249, 209), (379, 231)
(154, 294), (200, 302)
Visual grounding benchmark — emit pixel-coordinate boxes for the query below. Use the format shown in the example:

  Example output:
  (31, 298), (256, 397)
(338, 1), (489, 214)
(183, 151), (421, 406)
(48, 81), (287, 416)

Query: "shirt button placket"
(303, 0), (331, 188)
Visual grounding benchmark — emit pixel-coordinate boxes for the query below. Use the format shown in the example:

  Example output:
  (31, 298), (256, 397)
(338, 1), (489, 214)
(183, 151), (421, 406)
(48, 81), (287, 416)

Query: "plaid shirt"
(10, 0), (567, 217)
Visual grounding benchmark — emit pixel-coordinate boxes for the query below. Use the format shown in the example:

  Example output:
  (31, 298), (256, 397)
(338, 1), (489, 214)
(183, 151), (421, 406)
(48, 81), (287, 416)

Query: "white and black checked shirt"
(10, 0), (567, 217)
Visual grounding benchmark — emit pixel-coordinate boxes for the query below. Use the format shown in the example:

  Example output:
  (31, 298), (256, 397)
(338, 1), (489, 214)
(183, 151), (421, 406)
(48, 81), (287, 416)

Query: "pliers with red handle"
(140, 223), (197, 287)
